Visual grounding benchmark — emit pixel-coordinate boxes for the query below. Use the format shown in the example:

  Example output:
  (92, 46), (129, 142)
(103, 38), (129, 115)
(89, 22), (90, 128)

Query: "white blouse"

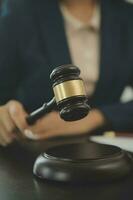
(60, 3), (101, 96)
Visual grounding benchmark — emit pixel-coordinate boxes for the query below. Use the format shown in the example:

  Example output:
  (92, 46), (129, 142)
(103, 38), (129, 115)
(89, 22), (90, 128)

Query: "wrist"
(85, 109), (106, 132)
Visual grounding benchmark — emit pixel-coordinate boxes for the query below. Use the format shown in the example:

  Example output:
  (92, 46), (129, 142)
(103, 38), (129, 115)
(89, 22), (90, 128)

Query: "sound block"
(33, 142), (133, 183)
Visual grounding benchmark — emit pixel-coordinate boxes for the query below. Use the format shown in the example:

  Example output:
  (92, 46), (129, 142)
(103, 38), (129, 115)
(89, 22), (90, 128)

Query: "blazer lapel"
(92, 0), (128, 104)
(35, 0), (71, 72)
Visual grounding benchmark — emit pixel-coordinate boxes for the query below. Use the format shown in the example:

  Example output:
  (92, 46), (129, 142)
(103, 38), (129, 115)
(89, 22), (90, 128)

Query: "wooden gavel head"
(50, 64), (90, 121)
(27, 65), (90, 125)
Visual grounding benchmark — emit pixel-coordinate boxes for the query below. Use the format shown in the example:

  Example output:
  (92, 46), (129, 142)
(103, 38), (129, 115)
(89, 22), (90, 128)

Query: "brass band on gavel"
(53, 79), (86, 103)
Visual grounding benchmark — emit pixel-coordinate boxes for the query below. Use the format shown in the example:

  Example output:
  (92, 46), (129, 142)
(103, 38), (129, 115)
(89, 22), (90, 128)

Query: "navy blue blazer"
(0, 0), (133, 132)
(0, 0), (8, 16)
(0, 0), (2, 15)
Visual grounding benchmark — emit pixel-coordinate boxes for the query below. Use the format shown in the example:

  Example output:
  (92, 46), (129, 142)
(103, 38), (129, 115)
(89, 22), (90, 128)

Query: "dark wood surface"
(0, 136), (133, 200)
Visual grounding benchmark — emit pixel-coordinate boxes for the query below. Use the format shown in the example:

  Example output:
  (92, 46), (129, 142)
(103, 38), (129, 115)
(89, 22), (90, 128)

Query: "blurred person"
(0, 0), (133, 146)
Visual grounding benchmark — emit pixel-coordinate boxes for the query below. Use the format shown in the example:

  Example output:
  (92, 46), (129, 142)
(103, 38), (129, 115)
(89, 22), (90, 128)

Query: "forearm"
(82, 109), (106, 133)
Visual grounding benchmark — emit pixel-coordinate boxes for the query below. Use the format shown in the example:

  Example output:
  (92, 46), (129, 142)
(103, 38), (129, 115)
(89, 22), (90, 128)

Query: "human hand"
(0, 100), (27, 146)
(16, 109), (105, 141)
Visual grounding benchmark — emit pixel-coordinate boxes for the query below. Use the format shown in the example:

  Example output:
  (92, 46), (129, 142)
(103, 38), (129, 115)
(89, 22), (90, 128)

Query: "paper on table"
(90, 136), (133, 152)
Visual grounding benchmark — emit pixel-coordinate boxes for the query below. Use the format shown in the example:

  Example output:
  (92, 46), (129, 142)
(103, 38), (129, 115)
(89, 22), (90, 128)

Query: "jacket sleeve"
(98, 2), (133, 133)
(99, 70), (133, 132)
(99, 100), (133, 132)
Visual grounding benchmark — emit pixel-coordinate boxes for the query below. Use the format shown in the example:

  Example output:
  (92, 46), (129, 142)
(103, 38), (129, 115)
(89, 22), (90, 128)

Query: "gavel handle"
(26, 97), (56, 125)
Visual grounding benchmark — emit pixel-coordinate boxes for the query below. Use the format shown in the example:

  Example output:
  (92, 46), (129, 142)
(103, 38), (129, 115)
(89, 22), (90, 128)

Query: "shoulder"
(1, 0), (41, 16)
(106, 0), (133, 30)
(114, 0), (133, 20)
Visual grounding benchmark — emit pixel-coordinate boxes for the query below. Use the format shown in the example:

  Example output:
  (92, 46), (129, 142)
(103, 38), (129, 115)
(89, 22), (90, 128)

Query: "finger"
(0, 123), (13, 145)
(1, 104), (25, 140)
(24, 129), (59, 140)
(0, 110), (17, 140)
(13, 127), (26, 139)
(24, 129), (42, 140)
(7, 101), (28, 134)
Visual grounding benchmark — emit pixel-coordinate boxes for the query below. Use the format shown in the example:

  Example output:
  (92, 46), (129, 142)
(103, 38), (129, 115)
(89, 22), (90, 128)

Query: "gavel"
(26, 64), (91, 125)
(26, 65), (132, 183)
